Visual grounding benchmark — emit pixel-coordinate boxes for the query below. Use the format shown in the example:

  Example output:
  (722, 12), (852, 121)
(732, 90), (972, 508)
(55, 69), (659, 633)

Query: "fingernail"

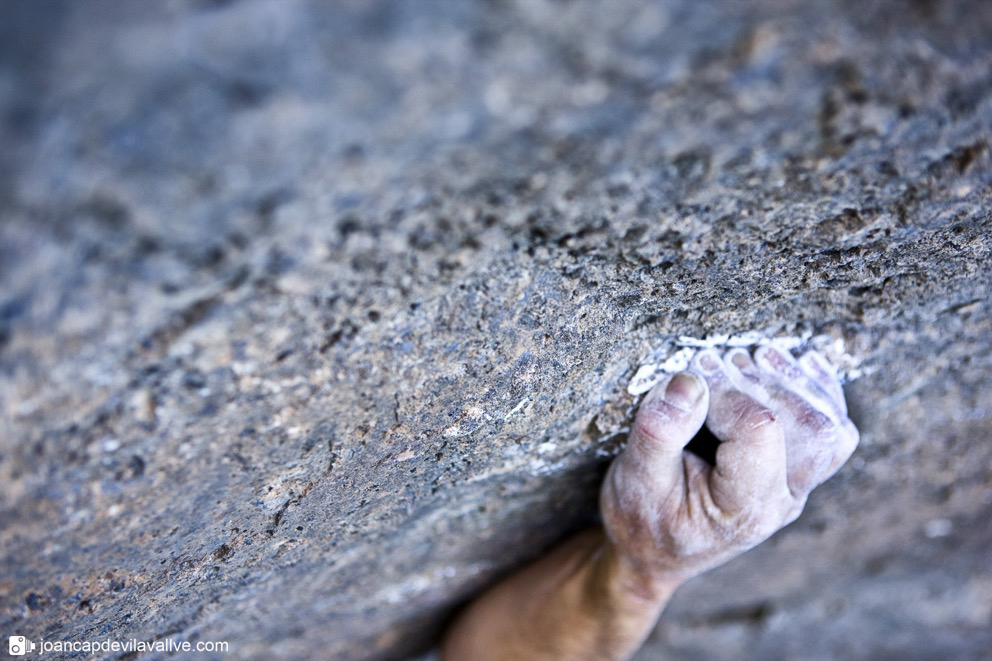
(730, 351), (751, 370)
(698, 353), (720, 373)
(665, 372), (705, 411)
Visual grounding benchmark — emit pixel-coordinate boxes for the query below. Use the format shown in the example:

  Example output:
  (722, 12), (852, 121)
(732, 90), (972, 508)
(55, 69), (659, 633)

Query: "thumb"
(620, 372), (709, 480)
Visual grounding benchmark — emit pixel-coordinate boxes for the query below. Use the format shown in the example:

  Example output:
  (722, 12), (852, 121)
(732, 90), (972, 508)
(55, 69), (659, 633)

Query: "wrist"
(600, 539), (686, 607)
(562, 532), (683, 658)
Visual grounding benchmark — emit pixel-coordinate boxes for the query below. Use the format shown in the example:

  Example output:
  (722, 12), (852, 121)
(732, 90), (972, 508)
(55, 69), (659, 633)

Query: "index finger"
(690, 350), (790, 514)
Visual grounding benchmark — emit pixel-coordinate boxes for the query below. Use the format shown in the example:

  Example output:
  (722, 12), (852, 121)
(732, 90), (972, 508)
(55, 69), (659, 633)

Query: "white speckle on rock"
(924, 518), (953, 538)
(528, 458), (564, 476)
(395, 449), (416, 461)
(372, 563), (492, 606)
(536, 441), (557, 455)
(506, 398), (530, 418)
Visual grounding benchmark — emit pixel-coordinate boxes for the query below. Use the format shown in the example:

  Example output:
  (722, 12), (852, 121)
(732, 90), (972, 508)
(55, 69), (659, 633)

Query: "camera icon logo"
(9, 635), (36, 655)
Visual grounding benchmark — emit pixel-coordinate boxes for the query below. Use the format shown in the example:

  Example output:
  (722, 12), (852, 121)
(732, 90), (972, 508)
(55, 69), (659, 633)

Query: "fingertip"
(627, 372), (709, 465)
(663, 371), (707, 412)
(639, 371), (709, 430)
(690, 348), (723, 377)
(754, 345), (803, 381)
(799, 350), (848, 413)
(723, 347), (761, 388)
(725, 347), (755, 372)
(798, 350), (832, 382)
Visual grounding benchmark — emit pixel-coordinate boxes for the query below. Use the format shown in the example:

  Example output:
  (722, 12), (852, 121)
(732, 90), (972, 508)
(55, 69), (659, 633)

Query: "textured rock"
(1, 1), (990, 659)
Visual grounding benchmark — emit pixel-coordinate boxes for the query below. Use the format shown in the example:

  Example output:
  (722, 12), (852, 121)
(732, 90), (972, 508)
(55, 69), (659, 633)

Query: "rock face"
(2, 1), (991, 659)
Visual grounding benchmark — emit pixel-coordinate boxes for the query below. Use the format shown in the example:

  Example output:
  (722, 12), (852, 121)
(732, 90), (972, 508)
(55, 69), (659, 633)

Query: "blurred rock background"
(1, 0), (990, 658)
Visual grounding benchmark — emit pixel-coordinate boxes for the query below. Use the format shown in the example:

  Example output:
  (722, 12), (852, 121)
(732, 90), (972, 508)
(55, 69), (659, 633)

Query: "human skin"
(441, 345), (859, 660)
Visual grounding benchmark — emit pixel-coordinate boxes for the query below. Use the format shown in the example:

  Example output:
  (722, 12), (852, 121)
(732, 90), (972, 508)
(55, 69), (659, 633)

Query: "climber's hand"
(600, 347), (858, 583)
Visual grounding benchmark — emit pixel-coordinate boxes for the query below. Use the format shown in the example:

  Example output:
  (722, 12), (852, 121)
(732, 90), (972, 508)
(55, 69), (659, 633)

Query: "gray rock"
(1, 1), (990, 659)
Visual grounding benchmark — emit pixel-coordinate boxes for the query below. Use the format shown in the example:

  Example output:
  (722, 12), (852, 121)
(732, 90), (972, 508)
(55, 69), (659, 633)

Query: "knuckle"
(632, 407), (672, 445)
(842, 419), (861, 446)
(711, 511), (774, 549)
(742, 406), (777, 431)
(753, 515), (782, 540)
(632, 395), (693, 442)
(798, 406), (835, 436)
(741, 504), (789, 541)
(781, 493), (806, 524)
(717, 392), (776, 438)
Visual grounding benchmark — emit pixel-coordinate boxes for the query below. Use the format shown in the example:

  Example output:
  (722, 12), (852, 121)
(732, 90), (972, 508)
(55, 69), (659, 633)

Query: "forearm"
(441, 527), (682, 661)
